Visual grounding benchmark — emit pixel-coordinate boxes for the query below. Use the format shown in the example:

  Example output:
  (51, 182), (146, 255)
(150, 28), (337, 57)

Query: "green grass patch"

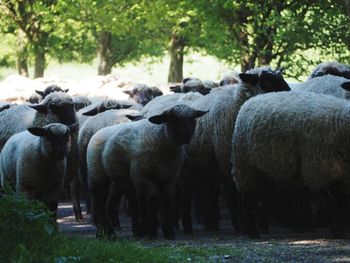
(55, 237), (242, 263)
(0, 190), (243, 263)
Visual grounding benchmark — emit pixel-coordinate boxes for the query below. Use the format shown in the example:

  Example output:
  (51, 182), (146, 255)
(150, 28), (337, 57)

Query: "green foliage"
(0, 189), (59, 263)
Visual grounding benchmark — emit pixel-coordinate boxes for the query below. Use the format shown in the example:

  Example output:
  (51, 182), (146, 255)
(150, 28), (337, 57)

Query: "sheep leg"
(181, 182), (193, 235)
(201, 176), (219, 231)
(106, 182), (122, 235)
(90, 178), (114, 239)
(126, 189), (142, 237)
(221, 175), (242, 233)
(329, 188), (348, 238)
(147, 194), (159, 239)
(160, 181), (176, 240)
(241, 190), (260, 239)
(70, 176), (84, 222)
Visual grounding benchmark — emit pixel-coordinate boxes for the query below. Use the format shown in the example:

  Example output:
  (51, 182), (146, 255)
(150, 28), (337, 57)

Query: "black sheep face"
(28, 124), (77, 160)
(312, 66), (350, 79)
(148, 104), (208, 145)
(49, 102), (76, 125)
(259, 71), (290, 92)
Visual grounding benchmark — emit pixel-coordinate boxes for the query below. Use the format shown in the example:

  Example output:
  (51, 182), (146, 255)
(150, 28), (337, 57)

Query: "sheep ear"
(219, 80), (226, 86)
(82, 107), (98, 116)
(239, 73), (259, 86)
(28, 127), (45, 137)
(148, 112), (168, 124)
(68, 123), (79, 133)
(121, 104), (132, 109)
(169, 85), (182, 93)
(35, 90), (45, 96)
(126, 114), (143, 121)
(29, 104), (47, 114)
(193, 110), (209, 118)
(123, 90), (132, 95)
(63, 89), (69, 93)
(341, 82), (350, 91)
(183, 78), (191, 84)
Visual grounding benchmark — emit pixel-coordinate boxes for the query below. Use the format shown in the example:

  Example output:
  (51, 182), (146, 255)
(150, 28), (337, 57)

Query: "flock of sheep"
(0, 61), (350, 241)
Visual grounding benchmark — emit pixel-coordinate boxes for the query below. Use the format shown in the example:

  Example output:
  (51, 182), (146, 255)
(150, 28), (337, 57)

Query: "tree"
(194, 0), (350, 78)
(0, 0), (61, 78)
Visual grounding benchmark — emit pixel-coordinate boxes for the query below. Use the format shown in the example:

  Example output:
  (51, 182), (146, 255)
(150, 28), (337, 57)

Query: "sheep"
(27, 84), (69, 104)
(77, 98), (142, 127)
(308, 61), (350, 80)
(0, 123), (76, 219)
(72, 95), (92, 111)
(219, 70), (240, 86)
(123, 83), (163, 106)
(78, 108), (141, 214)
(231, 88), (350, 238)
(87, 104), (208, 240)
(0, 92), (83, 222)
(181, 67), (291, 234)
(291, 74), (350, 100)
(141, 92), (203, 118)
(0, 102), (15, 112)
(169, 78), (212, 95)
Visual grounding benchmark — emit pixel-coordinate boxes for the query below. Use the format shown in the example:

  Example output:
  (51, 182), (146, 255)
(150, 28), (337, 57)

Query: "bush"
(0, 189), (59, 263)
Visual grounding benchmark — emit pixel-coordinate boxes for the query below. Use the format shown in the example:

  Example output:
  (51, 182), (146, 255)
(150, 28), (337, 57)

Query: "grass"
(55, 236), (243, 263)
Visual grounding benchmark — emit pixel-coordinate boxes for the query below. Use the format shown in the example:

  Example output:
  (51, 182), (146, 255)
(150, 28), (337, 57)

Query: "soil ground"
(57, 202), (350, 262)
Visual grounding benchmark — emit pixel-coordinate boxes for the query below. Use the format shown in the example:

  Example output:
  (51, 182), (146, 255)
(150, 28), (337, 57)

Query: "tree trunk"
(16, 29), (29, 77)
(168, 34), (185, 83)
(33, 47), (46, 78)
(97, 31), (113, 75)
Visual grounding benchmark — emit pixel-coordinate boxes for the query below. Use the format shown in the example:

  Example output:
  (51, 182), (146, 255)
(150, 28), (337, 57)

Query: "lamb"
(123, 83), (163, 106)
(0, 123), (76, 219)
(0, 92), (83, 222)
(78, 108), (141, 214)
(231, 89), (350, 238)
(87, 104), (208, 240)
(181, 67), (291, 233)
(308, 61), (350, 80)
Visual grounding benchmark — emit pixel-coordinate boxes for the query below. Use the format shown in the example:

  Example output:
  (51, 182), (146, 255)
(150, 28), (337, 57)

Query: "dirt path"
(57, 202), (350, 262)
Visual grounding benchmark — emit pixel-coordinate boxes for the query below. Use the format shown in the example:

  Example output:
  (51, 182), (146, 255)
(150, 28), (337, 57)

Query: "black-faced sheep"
(123, 83), (163, 106)
(231, 89), (350, 238)
(0, 92), (83, 222)
(182, 68), (291, 233)
(308, 61), (350, 80)
(0, 123), (76, 219)
(87, 104), (208, 240)
(78, 108), (141, 214)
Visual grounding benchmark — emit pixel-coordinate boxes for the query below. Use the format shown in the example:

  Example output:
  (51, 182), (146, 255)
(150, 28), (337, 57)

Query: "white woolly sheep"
(72, 95), (92, 111)
(78, 108), (141, 214)
(308, 61), (350, 80)
(291, 74), (350, 100)
(141, 92), (203, 118)
(169, 78), (212, 95)
(123, 83), (163, 106)
(182, 68), (291, 233)
(219, 70), (240, 86)
(0, 123), (76, 219)
(0, 91), (83, 222)
(87, 104), (208, 240)
(231, 89), (350, 238)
